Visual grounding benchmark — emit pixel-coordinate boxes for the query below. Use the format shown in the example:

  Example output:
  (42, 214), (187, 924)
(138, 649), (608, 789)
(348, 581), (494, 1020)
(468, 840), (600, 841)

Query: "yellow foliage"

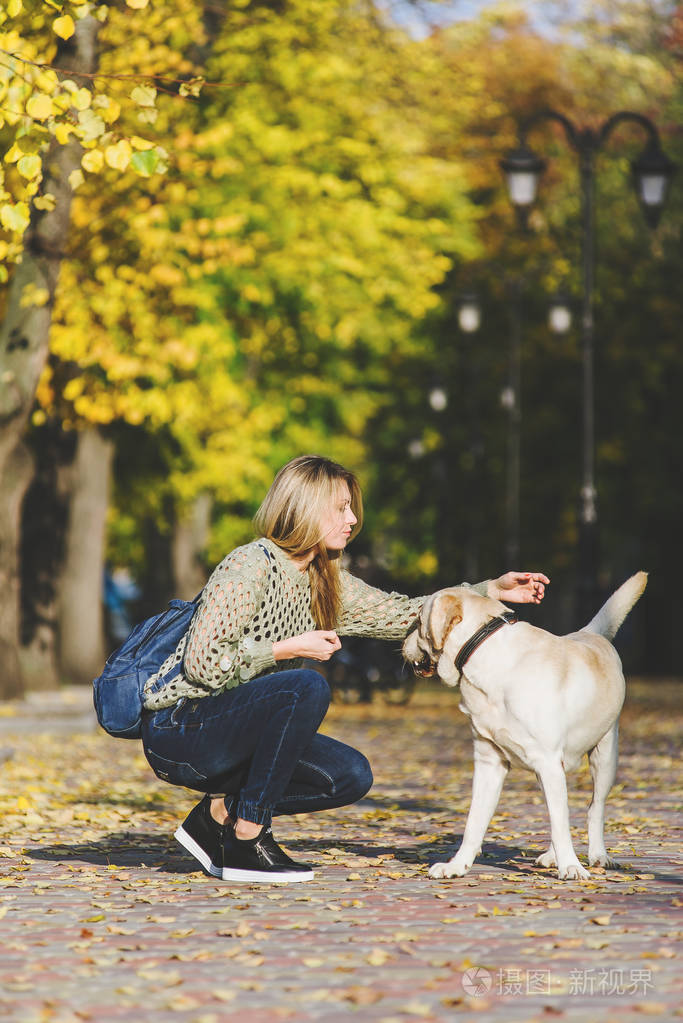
(82, 150), (105, 174)
(26, 94), (55, 120)
(93, 95), (122, 125)
(105, 140), (132, 171)
(72, 88), (93, 112)
(68, 169), (85, 191)
(4, 143), (22, 164)
(149, 264), (185, 287)
(0, 201), (29, 233)
(19, 284), (49, 309)
(55, 123), (75, 145)
(131, 85), (157, 108)
(0, 1), (205, 260)
(17, 154), (42, 180)
(53, 15), (75, 40)
(77, 109), (106, 141)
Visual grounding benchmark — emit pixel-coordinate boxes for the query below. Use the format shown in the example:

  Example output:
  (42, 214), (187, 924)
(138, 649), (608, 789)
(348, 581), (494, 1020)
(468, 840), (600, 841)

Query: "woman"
(141, 455), (548, 883)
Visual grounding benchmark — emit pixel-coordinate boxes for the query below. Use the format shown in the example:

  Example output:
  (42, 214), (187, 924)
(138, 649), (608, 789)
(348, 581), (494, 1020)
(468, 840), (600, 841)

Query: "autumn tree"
(23, 0), (482, 688)
(0, 0), (206, 694)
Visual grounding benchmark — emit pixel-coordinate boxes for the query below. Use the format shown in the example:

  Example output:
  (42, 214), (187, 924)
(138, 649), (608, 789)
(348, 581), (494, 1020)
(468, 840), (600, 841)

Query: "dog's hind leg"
(535, 757), (590, 880)
(587, 723), (619, 868)
(429, 736), (509, 879)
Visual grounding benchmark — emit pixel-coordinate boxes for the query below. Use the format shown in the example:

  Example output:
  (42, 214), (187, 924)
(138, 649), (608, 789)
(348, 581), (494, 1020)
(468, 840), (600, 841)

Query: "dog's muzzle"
(411, 652), (437, 678)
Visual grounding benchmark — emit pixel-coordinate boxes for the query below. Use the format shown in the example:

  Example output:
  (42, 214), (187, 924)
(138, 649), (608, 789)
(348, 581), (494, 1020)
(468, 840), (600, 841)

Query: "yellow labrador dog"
(403, 573), (647, 880)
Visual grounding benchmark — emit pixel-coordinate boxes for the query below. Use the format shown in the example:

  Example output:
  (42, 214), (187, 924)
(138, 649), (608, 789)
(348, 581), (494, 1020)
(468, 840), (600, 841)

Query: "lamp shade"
(631, 142), (676, 228)
(548, 292), (572, 334)
(458, 295), (481, 333)
(429, 387), (448, 412)
(500, 145), (547, 207)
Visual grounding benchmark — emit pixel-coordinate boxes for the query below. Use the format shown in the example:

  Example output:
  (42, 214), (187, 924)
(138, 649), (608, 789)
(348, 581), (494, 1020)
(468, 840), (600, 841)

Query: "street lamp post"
(457, 294), (482, 582)
(427, 295), (481, 585)
(500, 279), (522, 569)
(500, 283), (572, 569)
(500, 110), (675, 613)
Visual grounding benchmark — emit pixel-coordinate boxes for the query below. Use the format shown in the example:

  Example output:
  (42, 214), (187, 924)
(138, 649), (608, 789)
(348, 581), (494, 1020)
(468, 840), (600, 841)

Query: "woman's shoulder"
(213, 538), (272, 575)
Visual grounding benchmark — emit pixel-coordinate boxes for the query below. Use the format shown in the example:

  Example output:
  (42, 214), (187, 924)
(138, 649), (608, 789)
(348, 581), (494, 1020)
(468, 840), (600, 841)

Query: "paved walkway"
(0, 679), (680, 1022)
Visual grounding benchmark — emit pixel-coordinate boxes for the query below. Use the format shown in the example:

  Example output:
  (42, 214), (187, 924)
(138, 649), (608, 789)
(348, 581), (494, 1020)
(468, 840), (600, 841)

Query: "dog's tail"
(581, 571), (648, 641)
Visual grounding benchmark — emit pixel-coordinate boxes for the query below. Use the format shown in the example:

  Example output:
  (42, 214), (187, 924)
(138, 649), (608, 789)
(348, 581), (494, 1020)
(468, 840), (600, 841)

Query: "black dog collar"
(454, 611), (518, 677)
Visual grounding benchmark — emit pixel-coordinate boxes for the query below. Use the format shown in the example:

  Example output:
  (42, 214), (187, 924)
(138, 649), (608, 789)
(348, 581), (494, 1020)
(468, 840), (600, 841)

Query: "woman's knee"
(293, 669), (331, 717)
(346, 749), (373, 801)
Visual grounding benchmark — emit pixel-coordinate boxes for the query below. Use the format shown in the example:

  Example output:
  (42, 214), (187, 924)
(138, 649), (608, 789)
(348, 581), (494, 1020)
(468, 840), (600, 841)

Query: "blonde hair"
(253, 455), (363, 629)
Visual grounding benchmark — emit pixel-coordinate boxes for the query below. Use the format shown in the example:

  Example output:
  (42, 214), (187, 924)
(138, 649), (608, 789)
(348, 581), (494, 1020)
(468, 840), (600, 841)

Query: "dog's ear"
(428, 592), (463, 651)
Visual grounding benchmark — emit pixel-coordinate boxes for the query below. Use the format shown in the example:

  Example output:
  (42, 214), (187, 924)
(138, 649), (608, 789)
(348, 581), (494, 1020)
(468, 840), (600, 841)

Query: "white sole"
(221, 866), (315, 883)
(174, 825), (222, 878)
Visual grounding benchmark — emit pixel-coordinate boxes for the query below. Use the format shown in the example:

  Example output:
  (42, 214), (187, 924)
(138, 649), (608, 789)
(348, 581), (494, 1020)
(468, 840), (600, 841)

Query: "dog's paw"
(589, 853), (620, 870)
(428, 859), (470, 879)
(558, 862), (590, 880)
(535, 850), (557, 869)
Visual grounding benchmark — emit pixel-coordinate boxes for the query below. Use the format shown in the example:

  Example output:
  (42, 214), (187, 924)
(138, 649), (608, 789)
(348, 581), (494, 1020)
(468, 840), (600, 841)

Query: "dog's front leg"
(535, 758), (590, 880)
(587, 724), (620, 868)
(535, 843), (557, 869)
(429, 736), (508, 879)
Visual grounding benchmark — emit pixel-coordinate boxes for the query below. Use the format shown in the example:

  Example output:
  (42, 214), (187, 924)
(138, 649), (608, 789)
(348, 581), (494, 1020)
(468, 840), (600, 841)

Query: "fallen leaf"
(656, 947), (676, 958)
(164, 994), (200, 1011)
(211, 989), (237, 1002)
(340, 986), (383, 1005)
(403, 1000), (433, 1016)
(136, 969), (183, 985)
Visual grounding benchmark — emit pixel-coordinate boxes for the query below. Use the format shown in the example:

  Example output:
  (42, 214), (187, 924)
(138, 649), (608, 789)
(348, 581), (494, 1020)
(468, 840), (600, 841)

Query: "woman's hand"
(488, 572), (549, 604)
(273, 630), (342, 662)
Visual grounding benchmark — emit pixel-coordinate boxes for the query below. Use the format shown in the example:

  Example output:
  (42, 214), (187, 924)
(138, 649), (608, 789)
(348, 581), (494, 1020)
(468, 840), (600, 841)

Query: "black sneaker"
(174, 796), (225, 878)
(221, 825), (315, 883)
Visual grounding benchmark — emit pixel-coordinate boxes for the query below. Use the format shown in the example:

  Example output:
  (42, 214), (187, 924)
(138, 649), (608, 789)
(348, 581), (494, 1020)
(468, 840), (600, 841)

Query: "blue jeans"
(141, 669), (373, 827)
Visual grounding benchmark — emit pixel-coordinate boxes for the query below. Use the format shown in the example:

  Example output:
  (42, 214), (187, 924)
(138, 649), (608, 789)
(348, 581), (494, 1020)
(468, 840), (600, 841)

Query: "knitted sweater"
(142, 537), (490, 710)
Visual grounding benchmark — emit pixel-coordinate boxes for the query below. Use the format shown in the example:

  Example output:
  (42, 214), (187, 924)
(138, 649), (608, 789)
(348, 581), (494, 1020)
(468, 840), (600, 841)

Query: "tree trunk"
(58, 428), (114, 685)
(0, 17), (100, 699)
(0, 441), (33, 698)
(18, 425), (76, 692)
(172, 493), (211, 599)
(139, 503), (176, 621)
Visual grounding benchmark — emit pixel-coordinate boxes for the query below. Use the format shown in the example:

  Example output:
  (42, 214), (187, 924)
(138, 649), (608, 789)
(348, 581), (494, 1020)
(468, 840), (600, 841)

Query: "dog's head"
(403, 589), (465, 686)
(403, 587), (508, 687)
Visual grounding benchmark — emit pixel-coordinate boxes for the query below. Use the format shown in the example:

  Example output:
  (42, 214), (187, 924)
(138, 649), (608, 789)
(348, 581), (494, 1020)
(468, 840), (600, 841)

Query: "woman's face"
(319, 482), (357, 552)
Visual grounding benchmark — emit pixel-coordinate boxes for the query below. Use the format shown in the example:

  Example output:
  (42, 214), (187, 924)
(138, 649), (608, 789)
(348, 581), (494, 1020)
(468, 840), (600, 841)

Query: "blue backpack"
(92, 592), (202, 739)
